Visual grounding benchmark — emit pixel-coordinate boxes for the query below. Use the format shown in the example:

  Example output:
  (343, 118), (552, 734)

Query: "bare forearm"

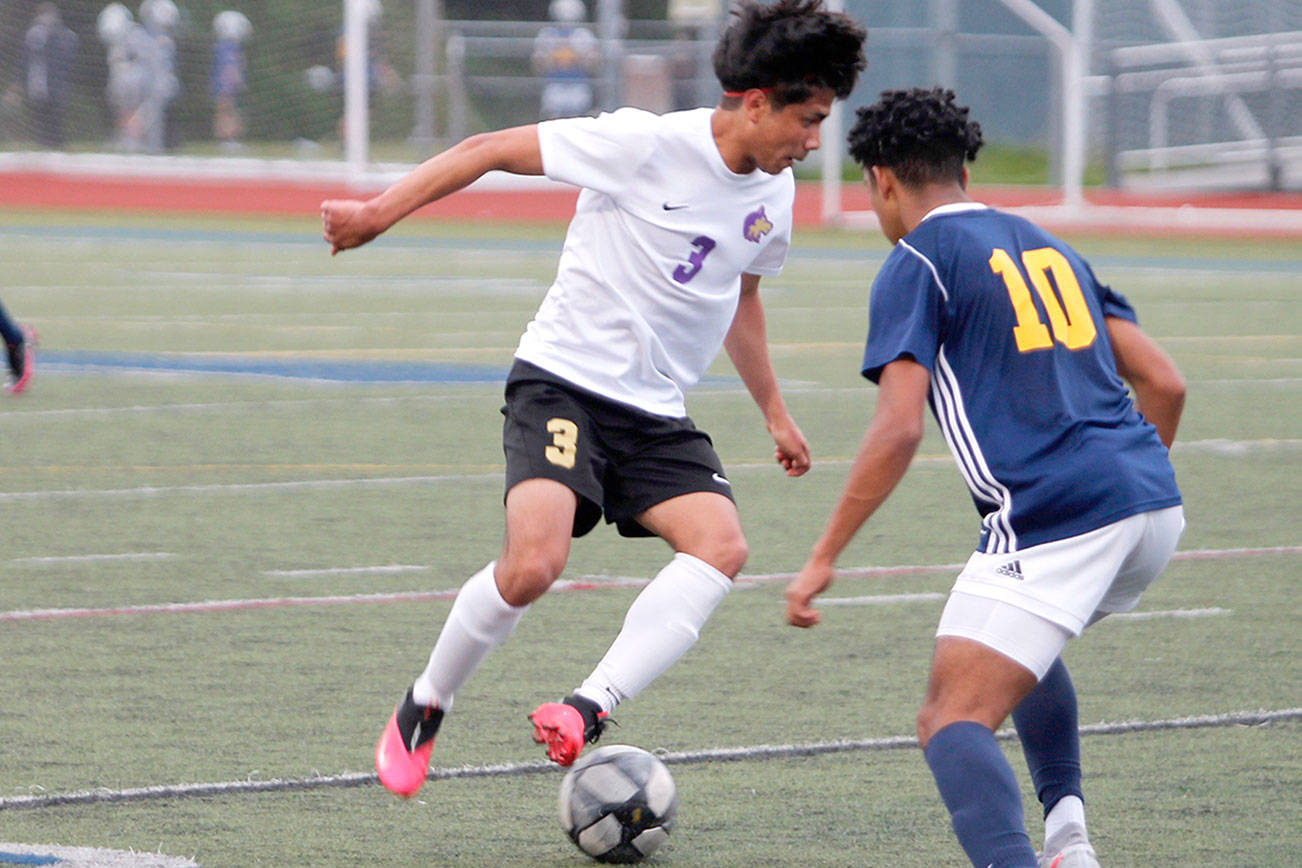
(1131, 381), (1184, 449)
(1107, 316), (1185, 448)
(724, 280), (787, 424)
(323, 127), (543, 253)
(807, 359), (929, 565)
(725, 276), (811, 475)
(367, 127), (543, 231)
(727, 337), (788, 425)
(786, 359), (928, 628)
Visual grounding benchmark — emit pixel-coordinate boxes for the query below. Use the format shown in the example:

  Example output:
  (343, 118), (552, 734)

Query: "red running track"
(3, 168), (1301, 237)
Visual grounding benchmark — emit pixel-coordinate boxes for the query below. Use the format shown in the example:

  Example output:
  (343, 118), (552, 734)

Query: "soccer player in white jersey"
(785, 89), (1186, 868)
(321, 0), (866, 799)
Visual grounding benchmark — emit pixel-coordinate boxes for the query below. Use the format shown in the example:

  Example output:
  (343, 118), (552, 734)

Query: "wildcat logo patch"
(743, 205), (774, 243)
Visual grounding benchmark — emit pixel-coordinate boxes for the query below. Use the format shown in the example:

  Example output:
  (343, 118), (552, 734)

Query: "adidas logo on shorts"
(994, 559), (1025, 580)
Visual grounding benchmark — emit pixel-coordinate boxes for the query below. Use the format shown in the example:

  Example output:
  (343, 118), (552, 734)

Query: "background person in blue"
(211, 10), (252, 151)
(532, 0), (599, 120)
(24, 3), (78, 149)
(785, 88), (1186, 868)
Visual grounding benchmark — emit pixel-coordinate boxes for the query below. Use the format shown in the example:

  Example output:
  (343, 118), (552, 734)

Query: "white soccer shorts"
(936, 505), (1185, 678)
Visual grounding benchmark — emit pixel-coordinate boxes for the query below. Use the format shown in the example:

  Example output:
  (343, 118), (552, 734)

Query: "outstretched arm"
(321, 125), (544, 254)
(785, 358), (930, 627)
(1107, 316), (1185, 448)
(724, 273), (811, 477)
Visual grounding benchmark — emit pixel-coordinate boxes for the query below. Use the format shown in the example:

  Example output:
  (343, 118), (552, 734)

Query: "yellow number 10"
(988, 247), (1097, 352)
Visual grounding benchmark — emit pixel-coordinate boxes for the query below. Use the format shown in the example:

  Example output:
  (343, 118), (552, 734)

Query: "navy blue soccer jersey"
(862, 203), (1181, 553)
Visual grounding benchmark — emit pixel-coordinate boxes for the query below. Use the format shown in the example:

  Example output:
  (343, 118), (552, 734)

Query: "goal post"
(820, 0), (1301, 234)
(820, 0), (1093, 226)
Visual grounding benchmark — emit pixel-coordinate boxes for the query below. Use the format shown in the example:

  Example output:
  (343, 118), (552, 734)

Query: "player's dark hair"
(714, 0), (867, 107)
(847, 87), (984, 187)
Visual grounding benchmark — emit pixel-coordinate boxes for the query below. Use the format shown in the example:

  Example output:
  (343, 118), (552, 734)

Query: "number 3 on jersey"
(545, 417), (578, 469)
(672, 236), (717, 284)
(989, 246), (1097, 352)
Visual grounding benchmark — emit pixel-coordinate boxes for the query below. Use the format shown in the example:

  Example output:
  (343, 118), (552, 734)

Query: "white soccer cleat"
(1039, 840), (1101, 868)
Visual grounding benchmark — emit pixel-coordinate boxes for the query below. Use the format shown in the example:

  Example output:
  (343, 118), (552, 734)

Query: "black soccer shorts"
(501, 360), (734, 538)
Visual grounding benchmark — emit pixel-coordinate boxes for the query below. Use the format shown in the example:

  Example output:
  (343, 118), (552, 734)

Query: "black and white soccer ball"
(558, 745), (677, 863)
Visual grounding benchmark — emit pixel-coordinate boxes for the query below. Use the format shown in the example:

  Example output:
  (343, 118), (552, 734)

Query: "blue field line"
(0, 854), (60, 866)
(39, 350), (506, 384)
(4, 223), (1299, 273)
(38, 350), (743, 386)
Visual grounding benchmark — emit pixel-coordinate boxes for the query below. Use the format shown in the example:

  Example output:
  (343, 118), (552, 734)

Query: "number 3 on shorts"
(545, 417), (579, 469)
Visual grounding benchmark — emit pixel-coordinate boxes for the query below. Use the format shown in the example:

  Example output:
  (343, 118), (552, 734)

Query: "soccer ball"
(558, 745), (677, 863)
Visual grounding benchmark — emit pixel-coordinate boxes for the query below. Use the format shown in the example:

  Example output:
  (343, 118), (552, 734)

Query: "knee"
(916, 703), (945, 749)
(696, 533), (748, 579)
(495, 557), (563, 607)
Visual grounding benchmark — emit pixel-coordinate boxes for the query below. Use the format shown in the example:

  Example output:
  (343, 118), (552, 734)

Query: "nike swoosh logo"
(662, 203), (690, 211)
(712, 472), (731, 487)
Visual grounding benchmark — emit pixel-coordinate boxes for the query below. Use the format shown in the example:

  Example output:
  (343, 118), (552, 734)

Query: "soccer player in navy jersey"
(322, 1), (866, 799)
(785, 88), (1186, 868)
(1, 297), (35, 394)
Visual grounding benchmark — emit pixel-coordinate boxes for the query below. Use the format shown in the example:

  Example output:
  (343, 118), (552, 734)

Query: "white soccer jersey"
(516, 107), (794, 417)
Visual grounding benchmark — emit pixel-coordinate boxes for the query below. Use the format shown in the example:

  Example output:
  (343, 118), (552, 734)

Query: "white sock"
(1043, 795), (1088, 853)
(576, 552), (732, 714)
(412, 562), (528, 710)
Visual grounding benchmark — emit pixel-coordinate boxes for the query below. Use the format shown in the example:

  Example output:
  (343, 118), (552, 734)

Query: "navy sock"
(924, 721), (1038, 868)
(1012, 657), (1083, 818)
(0, 300), (22, 346)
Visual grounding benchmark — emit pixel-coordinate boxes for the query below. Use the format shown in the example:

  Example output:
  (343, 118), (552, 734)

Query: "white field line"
(1105, 607), (1232, 621)
(9, 552), (174, 565)
(0, 473), (498, 502)
(0, 462), (912, 502)
(1, 546), (1295, 624)
(820, 592), (947, 606)
(0, 707), (1296, 811)
(0, 393), (498, 419)
(0, 438), (1294, 503)
(1174, 438), (1302, 455)
(0, 376), (1296, 422)
(261, 564), (429, 579)
(1166, 544), (1302, 561)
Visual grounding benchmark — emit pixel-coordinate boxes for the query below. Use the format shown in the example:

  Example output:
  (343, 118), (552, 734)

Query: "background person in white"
(321, 0), (866, 799)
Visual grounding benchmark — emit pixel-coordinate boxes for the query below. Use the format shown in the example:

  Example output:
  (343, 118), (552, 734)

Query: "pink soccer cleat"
(528, 693), (609, 767)
(375, 688), (444, 798)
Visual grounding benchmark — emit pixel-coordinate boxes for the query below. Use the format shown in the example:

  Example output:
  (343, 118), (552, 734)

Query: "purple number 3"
(672, 235), (717, 284)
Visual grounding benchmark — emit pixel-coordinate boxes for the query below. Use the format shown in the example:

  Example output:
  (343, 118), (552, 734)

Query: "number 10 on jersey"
(989, 246), (1098, 353)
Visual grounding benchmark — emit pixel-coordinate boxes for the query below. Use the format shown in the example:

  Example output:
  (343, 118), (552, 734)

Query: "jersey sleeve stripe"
(897, 240), (951, 302)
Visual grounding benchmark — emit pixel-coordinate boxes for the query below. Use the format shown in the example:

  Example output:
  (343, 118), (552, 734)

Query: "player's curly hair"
(714, 0), (867, 107)
(847, 88), (984, 186)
